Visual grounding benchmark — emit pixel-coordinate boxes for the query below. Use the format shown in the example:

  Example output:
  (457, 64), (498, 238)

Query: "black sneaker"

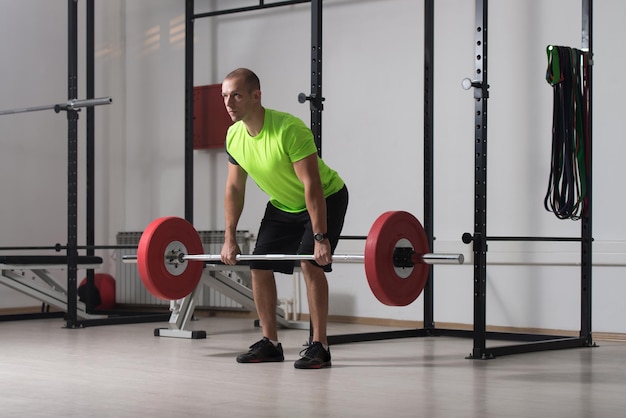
(294, 342), (332, 369)
(236, 337), (284, 363)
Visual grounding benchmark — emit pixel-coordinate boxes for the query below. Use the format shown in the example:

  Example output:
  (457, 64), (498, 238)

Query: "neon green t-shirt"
(226, 108), (344, 213)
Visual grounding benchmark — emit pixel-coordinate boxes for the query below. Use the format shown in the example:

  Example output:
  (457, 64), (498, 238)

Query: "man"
(220, 68), (348, 369)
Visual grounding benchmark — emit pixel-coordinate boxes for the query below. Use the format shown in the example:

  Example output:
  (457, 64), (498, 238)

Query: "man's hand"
(221, 240), (241, 265)
(314, 240), (332, 266)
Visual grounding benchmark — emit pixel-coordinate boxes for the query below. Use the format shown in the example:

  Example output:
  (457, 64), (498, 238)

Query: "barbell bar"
(123, 252), (462, 264)
(0, 96), (112, 116)
(127, 211), (465, 306)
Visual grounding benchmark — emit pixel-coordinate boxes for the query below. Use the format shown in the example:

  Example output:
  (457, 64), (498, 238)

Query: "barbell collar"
(67, 97), (113, 109)
(421, 253), (464, 264)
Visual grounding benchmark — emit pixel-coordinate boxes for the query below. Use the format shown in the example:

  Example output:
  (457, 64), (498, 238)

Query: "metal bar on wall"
(580, 0), (593, 344)
(193, 0), (310, 19)
(471, 0), (489, 358)
(423, 0), (435, 330)
(85, 0), (96, 312)
(310, 0), (323, 155)
(185, 0), (195, 223)
(65, 0), (80, 328)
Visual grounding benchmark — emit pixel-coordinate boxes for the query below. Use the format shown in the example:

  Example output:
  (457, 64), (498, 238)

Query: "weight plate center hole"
(164, 240), (188, 276)
(393, 238), (414, 279)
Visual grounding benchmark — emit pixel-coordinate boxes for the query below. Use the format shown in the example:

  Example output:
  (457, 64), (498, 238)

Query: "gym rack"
(0, 1), (170, 327)
(455, 0), (595, 359)
(66, 0), (170, 328)
(183, 0), (596, 358)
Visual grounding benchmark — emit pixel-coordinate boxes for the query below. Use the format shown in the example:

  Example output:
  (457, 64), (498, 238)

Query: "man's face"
(221, 76), (259, 122)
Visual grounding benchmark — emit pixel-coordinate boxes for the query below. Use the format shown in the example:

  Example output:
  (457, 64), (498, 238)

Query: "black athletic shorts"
(250, 185), (349, 274)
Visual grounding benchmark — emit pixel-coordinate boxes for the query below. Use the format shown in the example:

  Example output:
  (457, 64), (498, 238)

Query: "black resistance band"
(544, 45), (590, 220)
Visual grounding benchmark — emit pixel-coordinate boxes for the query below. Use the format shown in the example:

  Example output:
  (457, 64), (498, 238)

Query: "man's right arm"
(221, 162), (247, 264)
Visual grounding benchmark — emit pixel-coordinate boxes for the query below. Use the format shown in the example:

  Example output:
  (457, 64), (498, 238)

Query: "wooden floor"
(1, 315), (626, 418)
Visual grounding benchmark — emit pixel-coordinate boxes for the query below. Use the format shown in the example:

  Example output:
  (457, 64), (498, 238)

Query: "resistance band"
(544, 45), (590, 220)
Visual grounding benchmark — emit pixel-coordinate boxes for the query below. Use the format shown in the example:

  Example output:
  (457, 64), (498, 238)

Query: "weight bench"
(0, 255), (104, 320)
(156, 264), (308, 339)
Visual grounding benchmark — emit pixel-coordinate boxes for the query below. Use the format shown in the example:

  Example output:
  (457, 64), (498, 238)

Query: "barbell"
(0, 97), (112, 116)
(123, 211), (464, 306)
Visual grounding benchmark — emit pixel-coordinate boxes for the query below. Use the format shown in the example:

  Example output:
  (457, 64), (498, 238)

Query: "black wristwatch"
(313, 232), (328, 242)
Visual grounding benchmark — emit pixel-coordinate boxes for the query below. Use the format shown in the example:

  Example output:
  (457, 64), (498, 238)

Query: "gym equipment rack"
(183, 0), (595, 358)
(0, 1), (170, 327)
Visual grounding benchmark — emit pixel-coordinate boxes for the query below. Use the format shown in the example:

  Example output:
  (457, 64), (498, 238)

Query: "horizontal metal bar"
(72, 313), (172, 328)
(469, 337), (592, 359)
(338, 235), (367, 240)
(0, 246), (62, 251)
(79, 244), (137, 250)
(421, 253), (465, 264)
(122, 252), (464, 265)
(0, 103), (57, 115)
(185, 254), (365, 263)
(328, 329), (424, 345)
(0, 243), (136, 252)
(193, 0), (310, 19)
(0, 311), (66, 322)
(0, 96), (112, 116)
(66, 97), (112, 110)
(486, 236), (583, 242)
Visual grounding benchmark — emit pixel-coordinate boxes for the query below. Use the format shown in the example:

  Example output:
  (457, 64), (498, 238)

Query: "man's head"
(222, 68), (262, 122)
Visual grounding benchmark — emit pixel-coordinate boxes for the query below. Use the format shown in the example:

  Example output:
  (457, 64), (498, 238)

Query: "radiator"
(116, 230), (252, 308)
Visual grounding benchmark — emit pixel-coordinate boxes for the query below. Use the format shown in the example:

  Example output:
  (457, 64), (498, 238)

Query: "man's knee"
(251, 268), (276, 283)
(300, 261), (327, 280)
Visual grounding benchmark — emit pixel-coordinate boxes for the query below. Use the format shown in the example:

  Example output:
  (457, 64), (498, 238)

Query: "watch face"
(314, 233), (324, 242)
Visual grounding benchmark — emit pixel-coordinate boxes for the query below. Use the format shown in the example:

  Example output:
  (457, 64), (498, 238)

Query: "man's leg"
(236, 268), (283, 363)
(251, 268), (279, 341)
(300, 262), (329, 345)
(294, 261), (331, 369)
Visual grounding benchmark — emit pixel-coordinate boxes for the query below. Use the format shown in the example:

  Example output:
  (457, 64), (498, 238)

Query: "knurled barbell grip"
(186, 253), (464, 265)
(122, 253), (464, 265)
(184, 254), (364, 263)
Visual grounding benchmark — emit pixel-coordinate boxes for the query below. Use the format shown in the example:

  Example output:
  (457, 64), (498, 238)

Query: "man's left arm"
(293, 153), (332, 266)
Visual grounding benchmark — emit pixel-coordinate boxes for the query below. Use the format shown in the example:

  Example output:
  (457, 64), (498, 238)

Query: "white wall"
(1, 0), (625, 334)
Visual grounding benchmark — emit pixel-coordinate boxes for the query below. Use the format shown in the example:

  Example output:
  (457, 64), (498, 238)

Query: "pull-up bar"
(193, 0), (310, 19)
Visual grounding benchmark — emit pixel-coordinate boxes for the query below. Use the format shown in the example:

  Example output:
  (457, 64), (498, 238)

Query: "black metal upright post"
(185, 0), (195, 223)
(309, 0), (323, 156)
(471, 0), (490, 358)
(307, 0), (323, 343)
(65, 0), (80, 328)
(422, 0), (435, 331)
(580, 0), (593, 344)
(85, 0), (96, 312)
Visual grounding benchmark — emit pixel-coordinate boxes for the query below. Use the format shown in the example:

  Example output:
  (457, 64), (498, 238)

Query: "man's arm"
(221, 162), (248, 264)
(293, 153), (332, 266)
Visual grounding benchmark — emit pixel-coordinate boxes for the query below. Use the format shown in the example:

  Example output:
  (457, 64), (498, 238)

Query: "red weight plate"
(137, 217), (204, 300)
(364, 211), (430, 306)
